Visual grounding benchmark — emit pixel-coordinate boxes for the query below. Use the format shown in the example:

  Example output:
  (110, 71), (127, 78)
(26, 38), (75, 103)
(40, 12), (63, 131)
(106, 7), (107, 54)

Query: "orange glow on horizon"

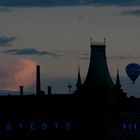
(0, 58), (36, 91)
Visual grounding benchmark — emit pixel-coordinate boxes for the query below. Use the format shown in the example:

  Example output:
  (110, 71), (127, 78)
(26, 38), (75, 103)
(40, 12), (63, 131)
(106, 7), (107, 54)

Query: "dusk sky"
(0, 0), (140, 96)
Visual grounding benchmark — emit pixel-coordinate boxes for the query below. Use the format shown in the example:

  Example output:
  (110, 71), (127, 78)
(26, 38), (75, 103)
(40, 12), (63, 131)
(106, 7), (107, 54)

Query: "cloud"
(0, 58), (36, 91)
(77, 53), (140, 60)
(77, 56), (90, 60)
(0, 0), (139, 7)
(77, 51), (90, 60)
(92, 0), (140, 6)
(5, 48), (61, 57)
(0, 7), (12, 12)
(108, 54), (140, 60)
(122, 10), (140, 16)
(0, 36), (16, 47)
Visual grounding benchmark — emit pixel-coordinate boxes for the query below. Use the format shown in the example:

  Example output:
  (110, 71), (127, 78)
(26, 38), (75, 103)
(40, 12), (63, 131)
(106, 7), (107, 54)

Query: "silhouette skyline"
(0, 2), (139, 139)
(0, 40), (139, 139)
(1, 39), (128, 98)
(0, 2), (140, 96)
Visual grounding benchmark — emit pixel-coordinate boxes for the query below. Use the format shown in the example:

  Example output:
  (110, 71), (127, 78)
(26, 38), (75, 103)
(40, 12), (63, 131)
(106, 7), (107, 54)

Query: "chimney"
(36, 65), (41, 95)
(19, 86), (23, 96)
(48, 86), (52, 95)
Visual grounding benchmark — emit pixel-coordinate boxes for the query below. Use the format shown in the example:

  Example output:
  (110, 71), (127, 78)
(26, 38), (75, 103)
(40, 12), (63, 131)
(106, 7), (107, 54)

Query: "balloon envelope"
(126, 63), (140, 83)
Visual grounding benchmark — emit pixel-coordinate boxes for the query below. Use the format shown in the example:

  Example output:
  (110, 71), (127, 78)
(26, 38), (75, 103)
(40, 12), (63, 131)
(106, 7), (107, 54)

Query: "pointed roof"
(76, 66), (82, 90)
(83, 39), (115, 89)
(116, 69), (121, 89)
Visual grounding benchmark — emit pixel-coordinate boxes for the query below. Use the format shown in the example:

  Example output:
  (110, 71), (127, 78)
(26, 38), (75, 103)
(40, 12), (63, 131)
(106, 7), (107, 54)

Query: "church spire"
(116, 69), (121, 89)
(76, 65), (82, 91)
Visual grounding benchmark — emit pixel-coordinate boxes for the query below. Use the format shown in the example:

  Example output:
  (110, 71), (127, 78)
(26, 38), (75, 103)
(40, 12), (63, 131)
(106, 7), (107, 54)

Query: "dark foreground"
(0, 94), (139, 140)
(0, 94), (111, 140)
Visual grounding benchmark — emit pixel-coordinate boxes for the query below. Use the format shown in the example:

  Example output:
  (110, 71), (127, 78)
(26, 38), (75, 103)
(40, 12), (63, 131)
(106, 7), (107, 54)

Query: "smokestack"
(48, 86), (52, 95)
(36, 65), (41, 95)
(19, 86), (23, 96)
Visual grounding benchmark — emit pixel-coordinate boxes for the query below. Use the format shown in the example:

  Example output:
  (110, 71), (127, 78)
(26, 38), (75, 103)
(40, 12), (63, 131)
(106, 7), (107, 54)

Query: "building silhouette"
(0, 39), (139, 139)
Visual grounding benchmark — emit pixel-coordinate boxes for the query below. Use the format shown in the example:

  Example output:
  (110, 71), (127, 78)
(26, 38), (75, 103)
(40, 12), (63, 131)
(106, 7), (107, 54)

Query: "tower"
(83, 39), (115, 91)
(76, 66), (82, 91)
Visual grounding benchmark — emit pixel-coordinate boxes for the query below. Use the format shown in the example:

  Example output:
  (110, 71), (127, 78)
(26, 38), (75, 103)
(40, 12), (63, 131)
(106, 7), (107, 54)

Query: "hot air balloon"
(126, 63), (140, 84)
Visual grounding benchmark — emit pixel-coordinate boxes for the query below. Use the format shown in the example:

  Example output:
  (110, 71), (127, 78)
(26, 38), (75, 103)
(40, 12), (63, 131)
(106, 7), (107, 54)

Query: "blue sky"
(0, 0), (140, 96)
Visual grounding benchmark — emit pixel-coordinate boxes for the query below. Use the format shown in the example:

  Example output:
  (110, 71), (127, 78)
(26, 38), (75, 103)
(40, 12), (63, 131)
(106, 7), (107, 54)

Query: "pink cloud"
(0, 58), (36, 91)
